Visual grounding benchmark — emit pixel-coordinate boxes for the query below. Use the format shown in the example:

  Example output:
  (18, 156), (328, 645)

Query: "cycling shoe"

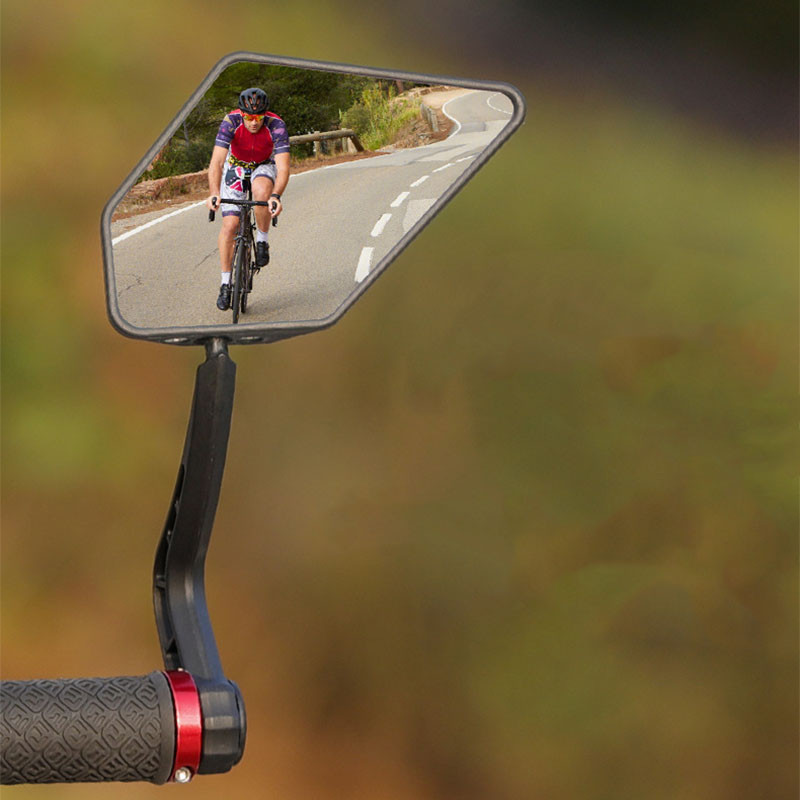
(216, 283), (231, 311)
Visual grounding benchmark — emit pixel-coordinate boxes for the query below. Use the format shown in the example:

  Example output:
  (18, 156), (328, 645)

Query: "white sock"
(256, 228), (269, 244)
(221, 272), (231, 285)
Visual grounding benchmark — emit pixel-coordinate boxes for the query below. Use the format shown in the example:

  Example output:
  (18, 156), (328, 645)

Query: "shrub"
(137, 139), (213, 183)
(340, 82), (420, 150)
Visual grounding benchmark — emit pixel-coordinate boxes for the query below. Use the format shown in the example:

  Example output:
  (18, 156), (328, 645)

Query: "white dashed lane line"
(486, 93), (512, 116)
(357, 156), (478, 280)
(390, 192), (410, 207)
(371, 214), (392, 237)
(354, 92), (489, 282)
(355, 247), (373, 283)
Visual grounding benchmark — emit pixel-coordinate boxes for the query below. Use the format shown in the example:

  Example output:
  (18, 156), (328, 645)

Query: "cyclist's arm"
(270, 152), (290, 216)
(206, 145), (229, 210)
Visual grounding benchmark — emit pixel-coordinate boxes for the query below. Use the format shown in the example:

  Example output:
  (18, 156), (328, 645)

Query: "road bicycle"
(209, 170), (278, 324)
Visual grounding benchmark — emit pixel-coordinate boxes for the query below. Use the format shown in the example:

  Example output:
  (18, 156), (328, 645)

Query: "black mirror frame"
(100, 50), (526, 347)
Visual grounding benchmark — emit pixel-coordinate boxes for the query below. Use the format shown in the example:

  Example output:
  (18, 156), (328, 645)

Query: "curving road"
(110, 90), (513, 331)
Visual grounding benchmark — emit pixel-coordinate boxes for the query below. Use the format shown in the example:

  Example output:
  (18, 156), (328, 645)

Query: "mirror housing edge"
(101, 51), (527, 347)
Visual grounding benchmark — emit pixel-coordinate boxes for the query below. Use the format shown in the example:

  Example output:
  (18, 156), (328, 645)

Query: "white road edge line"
(111, 200), (206, 245)
(355, 247), (373, 282)
(487, 93), (513, 115)
(441, 96), (462, 138)
(113, 155), (363, 246)
(410, 175), (430, 187)
(390, 191), (410, 207)
(433, 163), (454, 173)
(371, 213), (392, 237)
(455, 155), (475, 163)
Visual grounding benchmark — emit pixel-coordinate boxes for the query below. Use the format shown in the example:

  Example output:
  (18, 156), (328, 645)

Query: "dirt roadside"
(111, 87), (465, 221)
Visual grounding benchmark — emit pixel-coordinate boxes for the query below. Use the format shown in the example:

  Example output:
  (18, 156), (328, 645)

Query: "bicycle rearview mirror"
(0, 53), (524, 789)
(101, 51), (525, 345)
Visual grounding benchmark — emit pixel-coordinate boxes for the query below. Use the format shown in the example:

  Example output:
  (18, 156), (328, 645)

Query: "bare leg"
(218, 215), (239, 272)
(252, 177), (274, 232)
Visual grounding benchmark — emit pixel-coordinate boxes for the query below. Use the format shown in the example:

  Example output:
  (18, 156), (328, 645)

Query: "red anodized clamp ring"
(164, 670), (203, 781)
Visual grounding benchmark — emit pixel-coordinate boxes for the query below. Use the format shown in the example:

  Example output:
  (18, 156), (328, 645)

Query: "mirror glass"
(106, 58), (518, 333)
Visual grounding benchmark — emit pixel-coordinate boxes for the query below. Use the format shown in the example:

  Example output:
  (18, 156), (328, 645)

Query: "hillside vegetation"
(139, 63), (423, 181)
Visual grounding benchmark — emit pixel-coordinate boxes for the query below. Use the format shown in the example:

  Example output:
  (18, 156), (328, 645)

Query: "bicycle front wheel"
(230, 240), (247, 324)
(240, 250), (251, 315)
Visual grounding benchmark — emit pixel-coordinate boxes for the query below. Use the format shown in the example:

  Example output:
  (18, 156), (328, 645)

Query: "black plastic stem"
(152, 338), (245, 774)
(153, 338), (234, 677)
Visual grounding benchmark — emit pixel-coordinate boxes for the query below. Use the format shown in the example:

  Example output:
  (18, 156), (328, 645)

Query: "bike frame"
(212, 173), (275, 323)
(230, 189), (253, 324)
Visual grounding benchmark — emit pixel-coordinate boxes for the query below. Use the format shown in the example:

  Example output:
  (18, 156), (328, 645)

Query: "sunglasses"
(241, 112), (265, 122)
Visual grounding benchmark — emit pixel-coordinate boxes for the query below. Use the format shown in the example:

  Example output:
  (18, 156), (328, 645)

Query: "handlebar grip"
(0, 672), (175, 785)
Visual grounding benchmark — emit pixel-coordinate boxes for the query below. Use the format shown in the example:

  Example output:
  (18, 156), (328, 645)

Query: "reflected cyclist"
(205, 87), (290, 311)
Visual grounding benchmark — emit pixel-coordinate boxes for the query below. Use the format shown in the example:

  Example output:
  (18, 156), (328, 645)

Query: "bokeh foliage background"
(1, 1), (796, 798)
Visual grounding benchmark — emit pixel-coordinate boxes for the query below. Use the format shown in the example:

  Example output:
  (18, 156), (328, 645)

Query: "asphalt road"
(110, 90), (513, 331)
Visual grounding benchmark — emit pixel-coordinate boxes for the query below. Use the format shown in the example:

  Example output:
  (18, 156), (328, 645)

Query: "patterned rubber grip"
(0, 672), (175, 784)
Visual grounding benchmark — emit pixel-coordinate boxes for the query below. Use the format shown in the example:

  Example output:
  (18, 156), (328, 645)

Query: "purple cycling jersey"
(215, 111), (290, 164)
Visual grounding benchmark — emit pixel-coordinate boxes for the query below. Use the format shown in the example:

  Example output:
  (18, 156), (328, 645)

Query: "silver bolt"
(174, 767), (193, 784)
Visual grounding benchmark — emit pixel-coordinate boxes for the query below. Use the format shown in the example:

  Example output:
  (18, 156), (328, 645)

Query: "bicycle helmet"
(238, 87), (269, 115)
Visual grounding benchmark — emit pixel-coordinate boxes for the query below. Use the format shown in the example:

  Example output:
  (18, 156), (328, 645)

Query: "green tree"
(138, 62), (372, 180)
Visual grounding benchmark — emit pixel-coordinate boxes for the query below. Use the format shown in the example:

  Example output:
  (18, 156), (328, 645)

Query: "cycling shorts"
(219, 157), (278, 218)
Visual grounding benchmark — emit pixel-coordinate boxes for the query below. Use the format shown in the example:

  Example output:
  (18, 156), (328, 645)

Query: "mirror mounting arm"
(152, 337), (245, 775)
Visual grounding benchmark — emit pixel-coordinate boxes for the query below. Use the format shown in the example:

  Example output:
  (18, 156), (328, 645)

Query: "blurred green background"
(1, 1), (796, 798)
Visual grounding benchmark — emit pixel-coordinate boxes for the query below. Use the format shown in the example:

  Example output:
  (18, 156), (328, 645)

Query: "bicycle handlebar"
(208, 197), (278, 226)
(0, 673), (177, 785)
